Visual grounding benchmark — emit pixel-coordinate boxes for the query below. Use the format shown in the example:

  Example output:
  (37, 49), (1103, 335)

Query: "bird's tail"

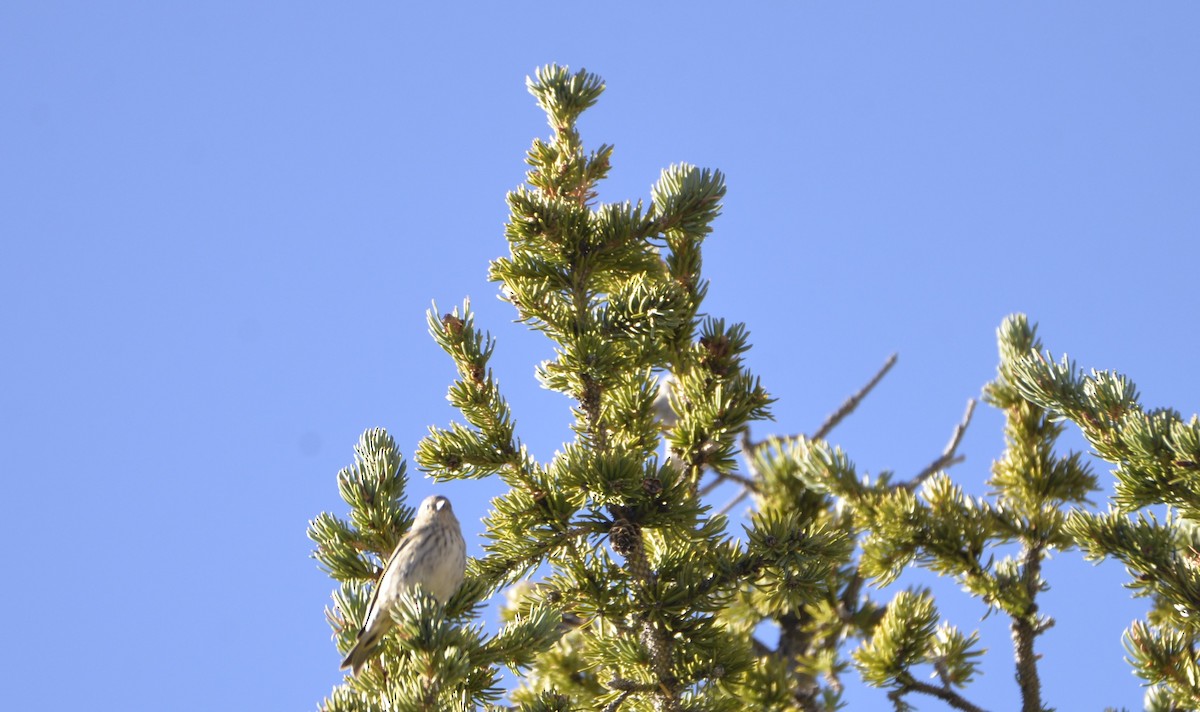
(339, 631), (380, 676)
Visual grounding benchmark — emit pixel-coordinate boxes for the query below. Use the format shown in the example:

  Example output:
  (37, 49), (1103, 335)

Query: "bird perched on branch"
(340, 494), (467, 675)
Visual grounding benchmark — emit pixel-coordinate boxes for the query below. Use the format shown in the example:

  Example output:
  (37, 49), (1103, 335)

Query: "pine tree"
(308, 65), (1198, 711)
(1012, 334), (1200, 711)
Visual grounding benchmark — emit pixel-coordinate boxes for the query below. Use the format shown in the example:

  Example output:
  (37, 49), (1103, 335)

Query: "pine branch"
(1012, 540), (1048, 712)
(601, 688), (637, 712)
(776, 610), (821, 711)
(892, 678), (990, 712)
(610, 513), (679, 711)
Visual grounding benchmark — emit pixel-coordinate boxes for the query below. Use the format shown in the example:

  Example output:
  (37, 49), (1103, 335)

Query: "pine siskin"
(340, 494), (467, 676)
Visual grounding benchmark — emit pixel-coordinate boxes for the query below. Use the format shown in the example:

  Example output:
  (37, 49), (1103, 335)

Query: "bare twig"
(716, 487), (751, 518)
(699, 437), (758, 501)
(712, 432), (760, 516)
(710, 477), (748, 516)
(903, 398), (977, 490)
(716, 355), (898, 516)
(698, 469), (759, 498)
(812, 352), (898, 441)
(697, 475), (724, 498)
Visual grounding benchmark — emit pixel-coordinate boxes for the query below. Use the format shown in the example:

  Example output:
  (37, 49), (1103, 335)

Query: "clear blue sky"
(3, 4), (1198, 710)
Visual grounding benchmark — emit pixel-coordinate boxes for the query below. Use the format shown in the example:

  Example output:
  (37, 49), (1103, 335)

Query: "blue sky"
(3, 3), (1198, 710)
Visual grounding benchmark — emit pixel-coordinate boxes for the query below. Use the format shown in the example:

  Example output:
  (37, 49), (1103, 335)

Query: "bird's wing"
(357, 529), (419, 633)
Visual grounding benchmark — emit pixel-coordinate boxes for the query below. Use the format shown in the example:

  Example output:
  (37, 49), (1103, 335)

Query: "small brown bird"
(340, 494), (467, 676)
